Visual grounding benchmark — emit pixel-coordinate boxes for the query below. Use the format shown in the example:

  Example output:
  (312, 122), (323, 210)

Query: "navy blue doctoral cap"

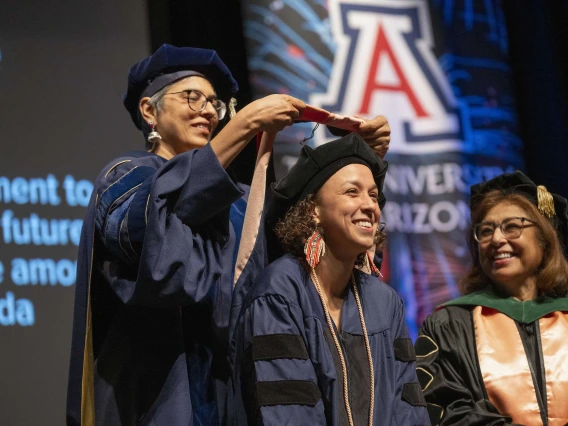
(123, 44), (239, 129)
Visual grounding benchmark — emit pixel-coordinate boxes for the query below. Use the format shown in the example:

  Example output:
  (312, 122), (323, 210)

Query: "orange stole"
(540, 312), (568, 425)
(473, 306), (568, 426)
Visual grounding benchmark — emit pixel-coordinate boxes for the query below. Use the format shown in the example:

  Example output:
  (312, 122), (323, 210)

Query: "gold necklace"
(310, 269), (375, 426)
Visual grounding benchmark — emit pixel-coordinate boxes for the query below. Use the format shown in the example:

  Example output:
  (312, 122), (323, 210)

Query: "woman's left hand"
(356, 115), (390, 158)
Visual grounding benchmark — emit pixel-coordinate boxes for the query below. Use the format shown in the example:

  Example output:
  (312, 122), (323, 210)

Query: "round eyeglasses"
(473, 216), (536, 243)
(165, 89), (227, 119)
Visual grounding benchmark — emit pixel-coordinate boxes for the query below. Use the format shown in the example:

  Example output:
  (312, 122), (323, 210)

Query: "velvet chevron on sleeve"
(416, 306), (518, 426)
(416, 291), (568, 426)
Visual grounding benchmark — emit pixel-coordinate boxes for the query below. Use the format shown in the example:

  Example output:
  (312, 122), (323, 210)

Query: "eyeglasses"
(473, 216), (536, 243)
(165, 89), (227, 119)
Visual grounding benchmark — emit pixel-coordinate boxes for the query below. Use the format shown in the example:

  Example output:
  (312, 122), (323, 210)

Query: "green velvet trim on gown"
(440, 288), (568, 323)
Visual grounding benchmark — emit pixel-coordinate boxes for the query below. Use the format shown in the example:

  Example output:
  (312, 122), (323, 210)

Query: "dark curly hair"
(274, 194), (387, 267)
(460, 190), (568, 296)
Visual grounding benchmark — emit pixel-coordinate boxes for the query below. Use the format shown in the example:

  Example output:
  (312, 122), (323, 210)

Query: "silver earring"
(148, 121), (162, 144)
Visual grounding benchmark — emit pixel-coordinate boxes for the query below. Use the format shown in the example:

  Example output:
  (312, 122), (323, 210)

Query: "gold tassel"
(229, 97), (237, 119)
(537, 185), (555, 218)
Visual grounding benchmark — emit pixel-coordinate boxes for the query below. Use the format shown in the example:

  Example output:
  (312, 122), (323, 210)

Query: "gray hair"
(146, 75), (203, 117)
(146, 83), (169, 116)
(142, 76), (195, 150)
(142, 83), (169, 150)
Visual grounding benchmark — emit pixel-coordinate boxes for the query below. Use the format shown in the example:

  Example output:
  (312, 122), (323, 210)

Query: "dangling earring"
(147, 121), (162, 144)
(304, 230), (325, 269)
(229, 97), (238, 119)
(364, 251), (382, 277)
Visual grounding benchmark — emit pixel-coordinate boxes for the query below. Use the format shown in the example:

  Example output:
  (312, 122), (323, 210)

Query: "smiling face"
(314, 164), (380, 261)
(144, 76), (219, 155)
(477, 201), (543, 293)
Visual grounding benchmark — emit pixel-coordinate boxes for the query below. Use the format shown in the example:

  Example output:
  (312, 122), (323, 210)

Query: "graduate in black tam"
(265, 133), (387, 263)
(415, 170), (568, 425)
(228, 133), (429, 426)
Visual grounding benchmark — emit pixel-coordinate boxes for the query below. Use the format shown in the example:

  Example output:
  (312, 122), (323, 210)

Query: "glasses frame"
(473, 216), (536, 243)
(165, 89), (226, 119)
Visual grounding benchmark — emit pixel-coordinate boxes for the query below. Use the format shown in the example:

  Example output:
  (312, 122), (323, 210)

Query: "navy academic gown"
(67, 143), (249, 426)
(228, 254), (430, 426)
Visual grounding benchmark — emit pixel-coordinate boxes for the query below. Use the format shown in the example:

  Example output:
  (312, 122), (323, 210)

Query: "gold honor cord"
(310, 269), (375, 426)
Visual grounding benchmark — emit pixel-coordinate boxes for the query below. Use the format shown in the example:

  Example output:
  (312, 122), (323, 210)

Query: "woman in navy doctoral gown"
(67, 44), (392, 426)
(229, 133), (429, 426)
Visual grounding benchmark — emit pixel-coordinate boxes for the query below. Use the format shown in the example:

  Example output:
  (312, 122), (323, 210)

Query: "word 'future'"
(0, 174), (93, 326)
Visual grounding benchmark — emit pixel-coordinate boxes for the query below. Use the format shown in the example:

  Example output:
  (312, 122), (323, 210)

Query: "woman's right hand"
(211, 94), (305, 168)
(241, 94), (306, 133)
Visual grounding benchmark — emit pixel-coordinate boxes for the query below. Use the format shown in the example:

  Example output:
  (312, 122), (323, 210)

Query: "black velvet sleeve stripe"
(255, 380), (321, 408)
(252, 334), (309, 361)
(402, 382), (427, 407)
(394, 338), (416, 362)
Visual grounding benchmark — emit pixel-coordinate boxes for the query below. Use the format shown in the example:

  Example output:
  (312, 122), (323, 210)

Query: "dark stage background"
(0, 0), (566, 424)
(0, 1), (149, 424)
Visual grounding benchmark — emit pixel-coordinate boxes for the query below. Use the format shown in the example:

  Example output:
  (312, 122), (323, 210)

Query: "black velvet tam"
(269, 133), (388, 226)
(123, 44), (238, 129)
(471, 170), (568, 256)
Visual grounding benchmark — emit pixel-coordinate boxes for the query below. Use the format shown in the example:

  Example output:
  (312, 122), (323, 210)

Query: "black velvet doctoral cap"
(270, 133), (388, 224)
(123, 44), (239, 129)
(471, 170), (568, 256)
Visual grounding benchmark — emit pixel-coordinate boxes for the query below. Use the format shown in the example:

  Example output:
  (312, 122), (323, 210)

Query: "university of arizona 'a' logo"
(311, 0), (467, 154)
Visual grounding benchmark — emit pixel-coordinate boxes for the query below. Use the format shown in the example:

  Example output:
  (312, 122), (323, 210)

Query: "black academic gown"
(415, 288), (568, 426)
(67, 144), (249, 426)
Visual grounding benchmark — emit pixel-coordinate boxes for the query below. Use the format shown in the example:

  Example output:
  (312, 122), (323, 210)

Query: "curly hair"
(460, 190), (568, 296)
(274, 194), (387, 267)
